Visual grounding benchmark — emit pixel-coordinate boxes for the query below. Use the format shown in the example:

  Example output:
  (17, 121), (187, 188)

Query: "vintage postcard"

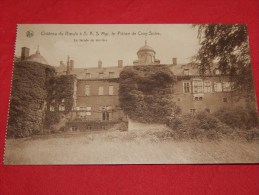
(4, 24), (259, 164)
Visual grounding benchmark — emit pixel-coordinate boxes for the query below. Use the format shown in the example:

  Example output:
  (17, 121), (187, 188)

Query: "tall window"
(204, 81), (212, 93)
(109, 85), (114, 95)
(183, 82), (190, 93)
(85, 73), (91, 79)
(214, 82), (222, 92)
(50, 99), (55, 111)
(99, 106), (112, 121)
(109, 72), (115, 78)
(86, 107), (91, 115)
(85, 85), (90, 96)
(98, 86), (104, 95)
(193, 80), (203, 93)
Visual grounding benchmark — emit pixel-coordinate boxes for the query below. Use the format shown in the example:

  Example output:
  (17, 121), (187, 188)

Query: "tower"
(133, 41), (160, 65)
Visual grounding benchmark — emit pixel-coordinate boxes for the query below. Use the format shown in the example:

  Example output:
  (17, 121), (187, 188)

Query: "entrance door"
(102, 111), (110, 121)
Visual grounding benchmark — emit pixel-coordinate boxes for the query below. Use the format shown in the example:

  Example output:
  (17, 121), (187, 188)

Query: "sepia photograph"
(4, 24), (259, 164)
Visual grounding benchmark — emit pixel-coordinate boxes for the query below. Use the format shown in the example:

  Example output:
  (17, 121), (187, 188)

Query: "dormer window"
(86, 73), (91, 79)
(59, 104), (65, 111)
(99, 73), (104, 78)
(215, 69), (221, 75)
(109, 72), (115, 78)
(183, 69), (189, 76)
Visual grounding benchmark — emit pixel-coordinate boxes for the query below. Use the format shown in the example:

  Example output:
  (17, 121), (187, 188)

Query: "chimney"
(172, 57), (177, 65)
(69, 60), (74, 70)
(118, 60), (123, 68)
(66, 56), (70, 75)
(98, 60), (102, 68)
(21, 47), (29, 61)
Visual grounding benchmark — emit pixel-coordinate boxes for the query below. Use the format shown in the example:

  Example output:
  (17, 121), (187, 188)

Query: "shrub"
(166, 112), (231, 141)
(214, 107), (259, 129)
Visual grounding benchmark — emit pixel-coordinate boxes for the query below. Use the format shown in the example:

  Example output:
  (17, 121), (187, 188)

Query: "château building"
(19, 42), (244, 130)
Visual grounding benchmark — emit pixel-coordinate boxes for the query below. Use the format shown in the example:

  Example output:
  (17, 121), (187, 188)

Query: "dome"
(137, 41), (155, 54)
(25, 47), (48, 65)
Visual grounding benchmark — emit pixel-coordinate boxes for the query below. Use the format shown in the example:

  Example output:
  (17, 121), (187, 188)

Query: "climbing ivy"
(7, 61), (56, 138)
(119, 65), (180, 123)
(44, 75), (75, 128)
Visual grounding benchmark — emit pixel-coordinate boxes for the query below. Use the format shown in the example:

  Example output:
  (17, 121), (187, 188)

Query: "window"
(109, 85), (114, 95)
(204, 81), (212, 93)
(222, 82), (232, 92)
(85, 85), (90, 96)
(85, 73), (91, 79)
(205, 108), (210, 113)
(99, 106), (112, 121)
(192, 80), (203, 93)
(61, 98), (65, 103)
(214, 82), (222, 92)
(99, 73), (104, 78)
(215, 69), (221, 75)
(78, 111), (87, 118)
(109, 72), (115, 78)
(86, 107), (91, 115)
(50, 99), (55, 111)
(194, 96), (203, 101)
(50, 105), (55, 112)
(183, 69), (189, 76)
(102, 112), (111, 121)
(59, 104), (65, 111)
(98, 86), (104, 95)
(183, 82), (191, 93)
(223, 97), (228, 102)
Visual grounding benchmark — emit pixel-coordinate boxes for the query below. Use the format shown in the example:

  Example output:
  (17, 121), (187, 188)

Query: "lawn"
(4, 129), (259, 164)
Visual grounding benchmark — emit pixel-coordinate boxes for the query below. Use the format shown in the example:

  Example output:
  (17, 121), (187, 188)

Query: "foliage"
(167, 112), (230, 140)
(193, 24), (255, 100)
(165, 110), (259, 141)
(44, 111), (61, 129)
(214, 107), (259, 129)
(119, 65), (179, 123)
(44, 75), (75, 128)
(7, 61), (55, 138)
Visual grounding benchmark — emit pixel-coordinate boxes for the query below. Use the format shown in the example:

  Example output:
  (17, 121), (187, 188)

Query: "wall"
(76, 78), (125, 121)
(173, 76), (246, 114)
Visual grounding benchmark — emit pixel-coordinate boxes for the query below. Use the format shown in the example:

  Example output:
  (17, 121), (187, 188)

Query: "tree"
(193, 24), (255, 101)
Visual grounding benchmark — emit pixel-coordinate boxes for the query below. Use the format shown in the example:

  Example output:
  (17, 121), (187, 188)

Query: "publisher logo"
(26, 30), (34, 38)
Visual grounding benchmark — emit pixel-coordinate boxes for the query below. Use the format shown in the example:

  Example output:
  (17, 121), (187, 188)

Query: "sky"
(15, 24), (200, 68)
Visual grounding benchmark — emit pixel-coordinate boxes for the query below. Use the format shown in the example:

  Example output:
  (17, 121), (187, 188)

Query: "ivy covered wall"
(119, 65), (180, 123)
(44, 75), (75, 129)
(7, 61), (56, 138)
